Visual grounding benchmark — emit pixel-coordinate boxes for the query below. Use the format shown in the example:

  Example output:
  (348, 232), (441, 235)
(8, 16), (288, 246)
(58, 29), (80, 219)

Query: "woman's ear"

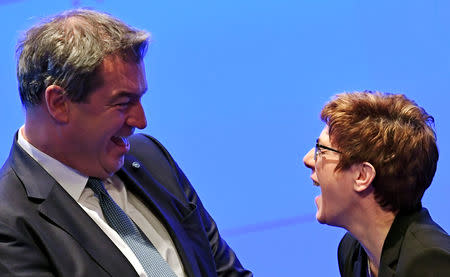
(353, 162), (376, 192)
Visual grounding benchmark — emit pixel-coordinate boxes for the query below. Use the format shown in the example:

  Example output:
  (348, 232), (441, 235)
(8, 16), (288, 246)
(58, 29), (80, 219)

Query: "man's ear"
(353, 162), (376, 192)
(44, 85), (69, 123)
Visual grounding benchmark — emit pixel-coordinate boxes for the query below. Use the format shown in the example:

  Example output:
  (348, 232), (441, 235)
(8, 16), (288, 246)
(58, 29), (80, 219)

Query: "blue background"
(1, 1), (449, 276)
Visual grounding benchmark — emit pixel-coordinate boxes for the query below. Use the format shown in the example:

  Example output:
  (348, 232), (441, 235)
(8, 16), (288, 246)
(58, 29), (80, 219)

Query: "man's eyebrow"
(110, 90), (147, 101)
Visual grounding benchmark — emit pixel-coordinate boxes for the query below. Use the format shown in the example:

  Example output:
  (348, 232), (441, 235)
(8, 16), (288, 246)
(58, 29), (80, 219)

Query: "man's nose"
(127, 102), (147, 129)
(303, 147), (315, 170)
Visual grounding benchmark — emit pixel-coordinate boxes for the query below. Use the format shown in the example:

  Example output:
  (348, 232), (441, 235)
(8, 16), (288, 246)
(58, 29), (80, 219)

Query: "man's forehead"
(100, 54), (144, 71)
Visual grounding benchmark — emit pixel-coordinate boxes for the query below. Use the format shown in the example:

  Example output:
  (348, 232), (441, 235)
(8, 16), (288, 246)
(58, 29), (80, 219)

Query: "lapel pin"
(131, 161), (141, 169)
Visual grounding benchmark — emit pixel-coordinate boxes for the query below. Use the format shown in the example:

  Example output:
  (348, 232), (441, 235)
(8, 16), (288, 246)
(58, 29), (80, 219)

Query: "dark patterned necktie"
(87, 177), (177, 277)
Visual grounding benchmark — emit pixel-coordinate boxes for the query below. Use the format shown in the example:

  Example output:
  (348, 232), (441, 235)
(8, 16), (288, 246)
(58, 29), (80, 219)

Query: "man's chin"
(101, 157), (125, 177)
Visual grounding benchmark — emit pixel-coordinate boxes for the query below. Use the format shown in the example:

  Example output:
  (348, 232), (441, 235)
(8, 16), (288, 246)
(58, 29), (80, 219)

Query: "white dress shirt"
(17, 127), (185, 277)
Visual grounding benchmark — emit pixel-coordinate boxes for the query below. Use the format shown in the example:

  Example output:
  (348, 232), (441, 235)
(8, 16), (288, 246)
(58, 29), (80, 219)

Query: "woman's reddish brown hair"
(321, 91), (438, 212)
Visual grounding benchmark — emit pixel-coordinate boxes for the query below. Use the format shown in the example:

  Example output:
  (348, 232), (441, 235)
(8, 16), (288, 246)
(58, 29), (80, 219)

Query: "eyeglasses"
(314, 141), (342, 161)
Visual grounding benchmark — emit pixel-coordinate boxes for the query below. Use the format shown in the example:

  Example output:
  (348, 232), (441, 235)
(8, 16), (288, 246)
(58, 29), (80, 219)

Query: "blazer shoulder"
(398, 237), (450, 277)
(406, 209), (450, 251)
(125, 133), (189, 200)
(0, 157), (14, 182)
(395, 209), (450, 276)
(0, 162), (25, 202)
(128, 133), (164, 154)
(338, 232), (360, 258)
(128, 134), (174, 165)
(338, 232), (363, 276)
(0, 161), (38, 230)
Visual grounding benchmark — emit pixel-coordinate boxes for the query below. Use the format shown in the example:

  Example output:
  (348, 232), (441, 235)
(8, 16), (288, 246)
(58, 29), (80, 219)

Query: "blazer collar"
(119, 153), (210, 277)
(8, 132), (213, 277)
(8, 132), (55, 199)
(378, 207), (425, 277)
(7, 133), (138, 276)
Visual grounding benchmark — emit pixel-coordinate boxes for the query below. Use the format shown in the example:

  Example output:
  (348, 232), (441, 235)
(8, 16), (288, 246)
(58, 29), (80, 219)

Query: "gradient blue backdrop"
(1, 1), (449, 276)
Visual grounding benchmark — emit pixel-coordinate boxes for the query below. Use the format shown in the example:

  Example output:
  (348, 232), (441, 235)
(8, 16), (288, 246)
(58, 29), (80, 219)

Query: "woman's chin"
(315, 195), (326, 224)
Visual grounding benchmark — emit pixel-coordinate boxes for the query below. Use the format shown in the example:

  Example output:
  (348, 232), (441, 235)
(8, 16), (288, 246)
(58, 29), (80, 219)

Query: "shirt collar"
(17, 126), (88, 201)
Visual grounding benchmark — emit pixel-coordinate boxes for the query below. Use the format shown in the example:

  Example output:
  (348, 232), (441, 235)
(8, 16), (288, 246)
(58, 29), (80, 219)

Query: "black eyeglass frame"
(314, 141), (342, 161)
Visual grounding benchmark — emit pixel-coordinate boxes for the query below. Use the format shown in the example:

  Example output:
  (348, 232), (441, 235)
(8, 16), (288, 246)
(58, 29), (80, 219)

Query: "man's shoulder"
(0, 158), (36, 223)
(124, 133), (182, 190)
(128, 133), (165, 157)
(0, 159), (21, 196)
(128, 133), (155, 145)
(127, 133), (172, 166)
(0, 159), (12, 181)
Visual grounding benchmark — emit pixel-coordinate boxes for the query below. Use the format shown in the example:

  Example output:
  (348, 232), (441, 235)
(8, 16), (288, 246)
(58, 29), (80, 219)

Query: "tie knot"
(87, 177), (107, 196)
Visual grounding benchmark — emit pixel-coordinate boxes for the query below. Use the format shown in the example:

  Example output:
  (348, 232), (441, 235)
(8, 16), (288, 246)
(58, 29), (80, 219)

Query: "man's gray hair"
(16, 9), (150, 108)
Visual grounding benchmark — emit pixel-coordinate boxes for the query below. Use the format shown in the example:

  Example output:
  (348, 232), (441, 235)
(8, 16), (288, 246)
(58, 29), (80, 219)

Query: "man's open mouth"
(111, 136), (129, 147)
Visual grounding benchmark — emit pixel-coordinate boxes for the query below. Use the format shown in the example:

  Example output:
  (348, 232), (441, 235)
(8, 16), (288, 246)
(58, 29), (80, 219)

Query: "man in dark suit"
(0, 9), (252, 277)
(303, 91), (450, 276)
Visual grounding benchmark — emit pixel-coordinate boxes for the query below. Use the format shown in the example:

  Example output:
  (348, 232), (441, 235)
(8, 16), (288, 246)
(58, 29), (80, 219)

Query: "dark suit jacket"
(0, 133), (252, 277)
(338, 208), (450, 277)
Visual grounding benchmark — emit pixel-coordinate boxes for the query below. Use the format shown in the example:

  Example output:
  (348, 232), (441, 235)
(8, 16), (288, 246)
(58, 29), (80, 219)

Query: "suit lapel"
(119, 155), (211, 277)
(38, 183), (136, 276)
(9, 136), (137, 276)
